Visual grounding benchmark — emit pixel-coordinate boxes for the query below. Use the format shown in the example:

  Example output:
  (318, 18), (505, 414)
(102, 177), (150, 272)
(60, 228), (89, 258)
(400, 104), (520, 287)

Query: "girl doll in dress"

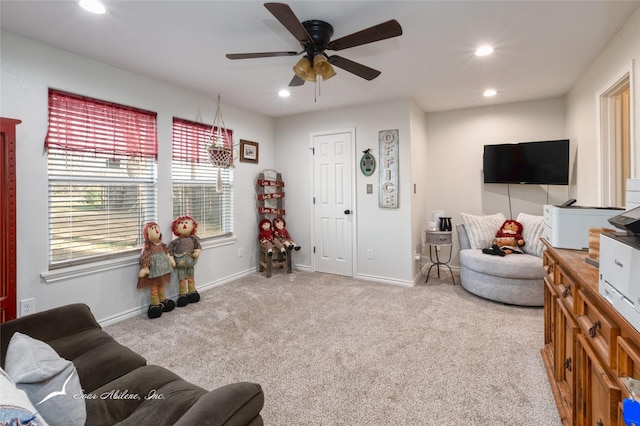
(138, 222), (176, 319)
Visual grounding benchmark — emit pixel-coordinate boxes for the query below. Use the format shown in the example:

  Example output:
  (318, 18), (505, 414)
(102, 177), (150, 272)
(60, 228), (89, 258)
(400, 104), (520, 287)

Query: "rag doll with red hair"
(483, 219), (525, 256)
(273, 216), (300, 252)
(138, 222), (176, 319)
(258, 218), (287, 256)
(169, 215), (202, 307)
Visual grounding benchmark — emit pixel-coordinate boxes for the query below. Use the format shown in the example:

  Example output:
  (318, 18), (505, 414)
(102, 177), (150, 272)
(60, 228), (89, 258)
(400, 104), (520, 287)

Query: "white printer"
(543, 204), (624, 249)
(599, 205), (640, 333)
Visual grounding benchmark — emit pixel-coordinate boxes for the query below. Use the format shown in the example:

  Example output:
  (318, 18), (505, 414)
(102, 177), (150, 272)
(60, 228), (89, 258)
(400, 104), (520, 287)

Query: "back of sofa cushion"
(84, 365), (207, 426)
(1, 304), (147, 393)
(1, 304), (100, 367)
(48, 329), (146, 392)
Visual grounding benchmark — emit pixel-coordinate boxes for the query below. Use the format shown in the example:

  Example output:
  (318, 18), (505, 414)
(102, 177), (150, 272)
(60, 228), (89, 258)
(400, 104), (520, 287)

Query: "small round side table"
(423, 230), (456, 284)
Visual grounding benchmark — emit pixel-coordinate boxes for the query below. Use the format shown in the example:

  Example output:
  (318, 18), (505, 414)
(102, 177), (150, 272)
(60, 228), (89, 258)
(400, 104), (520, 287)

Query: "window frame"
(45, 89), (158, 269)
(171, 117), (234, 241)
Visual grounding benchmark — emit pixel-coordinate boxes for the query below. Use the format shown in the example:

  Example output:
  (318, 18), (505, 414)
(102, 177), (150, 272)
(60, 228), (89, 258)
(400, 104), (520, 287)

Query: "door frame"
(596, 60), (636, 207)
(309, 127), (357, 276)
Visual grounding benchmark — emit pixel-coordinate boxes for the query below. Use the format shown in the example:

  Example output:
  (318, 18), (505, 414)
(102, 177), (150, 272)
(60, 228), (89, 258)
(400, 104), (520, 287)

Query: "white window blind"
(172, 118), (234, 239)
(45, 89), (158, 268)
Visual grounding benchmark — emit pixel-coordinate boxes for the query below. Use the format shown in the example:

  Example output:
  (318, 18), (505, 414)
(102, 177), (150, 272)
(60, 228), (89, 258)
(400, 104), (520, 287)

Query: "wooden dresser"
(542, 239), (640, 425)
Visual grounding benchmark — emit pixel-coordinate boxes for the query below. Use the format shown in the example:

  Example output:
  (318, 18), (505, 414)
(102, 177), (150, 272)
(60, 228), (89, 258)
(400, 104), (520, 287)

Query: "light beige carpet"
(106, 270), (560, 425)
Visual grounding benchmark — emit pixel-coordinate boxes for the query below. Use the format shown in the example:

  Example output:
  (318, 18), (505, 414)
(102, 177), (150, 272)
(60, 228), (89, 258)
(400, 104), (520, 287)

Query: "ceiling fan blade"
(226, 51), (298, 60)
(328, 56), (381, 81)
(264, 2), (313, 44)
(327, 19), (402, 51)
(289, 75), (305, 87)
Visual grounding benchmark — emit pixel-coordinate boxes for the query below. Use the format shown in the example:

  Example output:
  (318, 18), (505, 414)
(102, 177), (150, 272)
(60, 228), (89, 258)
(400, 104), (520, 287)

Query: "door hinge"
(311, 147), (315, 155)
(313, 197), (315, 204)
(313, 246), (316, 253)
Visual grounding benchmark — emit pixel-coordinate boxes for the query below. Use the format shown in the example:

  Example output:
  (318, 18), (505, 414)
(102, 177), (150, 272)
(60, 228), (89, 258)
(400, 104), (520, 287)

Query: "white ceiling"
(1, 1), (639, 118)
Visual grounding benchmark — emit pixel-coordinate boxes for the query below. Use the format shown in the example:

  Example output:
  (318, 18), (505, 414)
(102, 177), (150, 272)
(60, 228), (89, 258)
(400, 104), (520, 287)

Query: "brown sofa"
(0, 303), (264, 425)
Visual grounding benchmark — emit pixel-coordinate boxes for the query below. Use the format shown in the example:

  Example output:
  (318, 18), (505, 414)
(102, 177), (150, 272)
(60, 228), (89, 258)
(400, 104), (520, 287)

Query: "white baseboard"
(355, 273), (413, 287)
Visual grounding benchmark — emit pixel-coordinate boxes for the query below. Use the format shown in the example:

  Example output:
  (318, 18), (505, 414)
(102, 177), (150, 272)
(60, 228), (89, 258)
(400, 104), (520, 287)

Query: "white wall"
(0, 32), (276, 324)
(274, 98), (416, 285)
(566, 6), (640, 205)
(424, 97), (568, 265)
(409, 100), (430, 280)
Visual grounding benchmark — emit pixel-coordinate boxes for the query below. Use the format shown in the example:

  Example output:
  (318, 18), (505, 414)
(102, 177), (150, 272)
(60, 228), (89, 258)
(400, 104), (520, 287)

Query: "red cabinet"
(1, 117), (20, 322)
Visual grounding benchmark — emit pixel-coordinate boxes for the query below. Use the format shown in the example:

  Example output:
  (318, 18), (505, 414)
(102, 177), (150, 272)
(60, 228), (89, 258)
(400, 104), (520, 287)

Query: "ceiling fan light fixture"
(313, 54), (336, 81)
(293, 57), (317, 82)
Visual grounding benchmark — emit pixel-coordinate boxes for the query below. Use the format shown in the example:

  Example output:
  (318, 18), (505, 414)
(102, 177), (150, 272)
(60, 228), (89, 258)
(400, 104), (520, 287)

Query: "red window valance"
(45, 89), (158, 158)
(172, 117), (233, 163)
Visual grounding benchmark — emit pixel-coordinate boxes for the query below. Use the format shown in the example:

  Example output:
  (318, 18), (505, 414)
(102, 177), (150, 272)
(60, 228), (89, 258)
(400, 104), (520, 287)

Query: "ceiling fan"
(226, 2), (403, 87)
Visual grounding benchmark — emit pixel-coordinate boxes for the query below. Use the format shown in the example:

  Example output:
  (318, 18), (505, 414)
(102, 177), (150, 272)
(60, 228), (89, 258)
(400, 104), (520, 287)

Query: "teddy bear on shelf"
(258, 218), (287, 257)
(273, 216), (300, 252)
(138, 222), (176, 319)
(482, 219), (525, 256)
(168, 215), (202, 307)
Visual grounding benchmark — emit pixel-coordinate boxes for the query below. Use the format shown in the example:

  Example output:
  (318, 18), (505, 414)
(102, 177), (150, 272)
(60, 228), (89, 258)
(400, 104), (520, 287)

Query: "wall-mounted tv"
(483, 139), (570, 185)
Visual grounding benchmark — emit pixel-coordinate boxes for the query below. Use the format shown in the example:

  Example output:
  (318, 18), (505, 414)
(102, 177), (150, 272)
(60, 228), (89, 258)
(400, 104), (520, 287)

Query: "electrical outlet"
(20, 298), (36, 316)
(367, 249), (374, 259)
(238, 247), (244, 258)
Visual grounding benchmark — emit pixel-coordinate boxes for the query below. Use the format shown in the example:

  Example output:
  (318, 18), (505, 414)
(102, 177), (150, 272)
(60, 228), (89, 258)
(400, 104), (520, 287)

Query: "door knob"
(344, 209), (351, 215)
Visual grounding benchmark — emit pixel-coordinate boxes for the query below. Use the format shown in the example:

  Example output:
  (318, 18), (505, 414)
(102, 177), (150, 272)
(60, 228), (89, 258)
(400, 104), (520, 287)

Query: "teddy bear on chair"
(169, 215), (202, 307)
(483, 219), (525, 256)
(138, 222), (176, 319)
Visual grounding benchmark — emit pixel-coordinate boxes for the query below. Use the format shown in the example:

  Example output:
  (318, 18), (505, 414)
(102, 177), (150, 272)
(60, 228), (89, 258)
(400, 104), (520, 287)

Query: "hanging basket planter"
(207, 95), (234, 192)
(207, 143), (233, 169)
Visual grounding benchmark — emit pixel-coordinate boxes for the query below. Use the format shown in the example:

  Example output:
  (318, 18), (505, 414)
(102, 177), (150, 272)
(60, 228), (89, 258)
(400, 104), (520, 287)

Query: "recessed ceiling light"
(79, 0), (106, 14)
(483, 89), (497, 97)
(475, 45), (494, 57)
(278, 89), (291, 98)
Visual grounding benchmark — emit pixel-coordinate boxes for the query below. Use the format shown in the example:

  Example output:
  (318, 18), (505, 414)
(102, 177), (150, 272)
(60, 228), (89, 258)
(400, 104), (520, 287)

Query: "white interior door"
(312, 129), (354, 276)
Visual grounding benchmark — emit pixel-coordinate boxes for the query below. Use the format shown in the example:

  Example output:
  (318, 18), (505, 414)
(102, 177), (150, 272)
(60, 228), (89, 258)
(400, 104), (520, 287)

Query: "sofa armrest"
(1, 303), (100, 367)
(174, 382), (264, 426)
(456, 224), (471, 250)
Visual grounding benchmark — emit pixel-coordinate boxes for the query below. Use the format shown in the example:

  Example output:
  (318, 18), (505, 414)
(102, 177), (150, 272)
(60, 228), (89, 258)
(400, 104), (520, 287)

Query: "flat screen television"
(483, 139), (569, 185)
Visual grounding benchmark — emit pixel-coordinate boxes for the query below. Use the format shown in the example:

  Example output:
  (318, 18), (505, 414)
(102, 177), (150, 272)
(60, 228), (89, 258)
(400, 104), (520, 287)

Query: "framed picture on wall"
(240, 140), (259, 163)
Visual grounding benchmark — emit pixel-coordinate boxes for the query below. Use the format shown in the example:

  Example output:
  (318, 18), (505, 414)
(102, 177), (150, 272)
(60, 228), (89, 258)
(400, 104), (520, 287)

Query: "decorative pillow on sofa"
(460, 212), (506, 249)
(4, 332), (86, 426)
(0, 367), (49, 426)
(516, 212), (545, 258)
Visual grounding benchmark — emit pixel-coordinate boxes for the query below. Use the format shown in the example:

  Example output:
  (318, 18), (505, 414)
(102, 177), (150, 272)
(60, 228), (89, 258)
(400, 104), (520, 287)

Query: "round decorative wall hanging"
(360, 149), (376, 176)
